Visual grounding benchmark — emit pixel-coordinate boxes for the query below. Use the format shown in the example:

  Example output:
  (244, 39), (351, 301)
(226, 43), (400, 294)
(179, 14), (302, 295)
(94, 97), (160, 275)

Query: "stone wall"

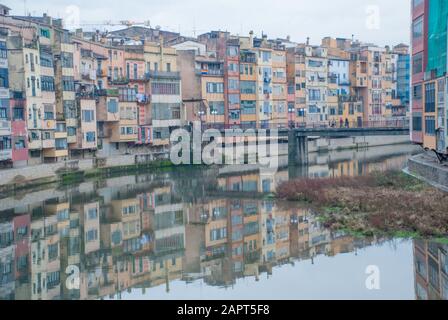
(408, 153), (448, 191)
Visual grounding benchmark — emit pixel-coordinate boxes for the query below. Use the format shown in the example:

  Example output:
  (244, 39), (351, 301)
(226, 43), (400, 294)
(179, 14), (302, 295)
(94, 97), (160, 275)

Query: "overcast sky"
(3, 0), (411, 46)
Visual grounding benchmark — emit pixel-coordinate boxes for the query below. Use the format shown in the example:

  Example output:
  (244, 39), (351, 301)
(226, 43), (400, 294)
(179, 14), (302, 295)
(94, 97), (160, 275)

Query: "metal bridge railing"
(195, 119), (410, 131)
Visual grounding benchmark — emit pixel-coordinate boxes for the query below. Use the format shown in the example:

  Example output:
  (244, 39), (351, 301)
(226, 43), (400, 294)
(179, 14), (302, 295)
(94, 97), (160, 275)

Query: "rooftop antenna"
(193, 17), (196, 37)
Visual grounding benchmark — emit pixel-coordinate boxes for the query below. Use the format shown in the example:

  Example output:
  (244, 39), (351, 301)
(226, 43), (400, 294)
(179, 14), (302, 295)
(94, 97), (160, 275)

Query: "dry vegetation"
(277, 171), (448, 237)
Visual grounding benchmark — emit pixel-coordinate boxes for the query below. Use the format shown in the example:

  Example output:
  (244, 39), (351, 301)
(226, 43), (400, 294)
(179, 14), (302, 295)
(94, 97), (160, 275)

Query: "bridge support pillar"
(288, 132), (309, 166)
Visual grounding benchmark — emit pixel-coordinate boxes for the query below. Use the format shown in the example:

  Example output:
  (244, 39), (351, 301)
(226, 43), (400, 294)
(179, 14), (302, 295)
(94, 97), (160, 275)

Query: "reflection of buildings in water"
(0, 182), (384, 299)
(0, 149), (415, 300)
(413, 240), (448, 300)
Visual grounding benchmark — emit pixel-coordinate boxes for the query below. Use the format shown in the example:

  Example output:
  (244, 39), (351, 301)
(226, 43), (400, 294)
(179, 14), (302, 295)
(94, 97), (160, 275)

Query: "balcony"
(81, 70), (97, 81)
(137, 94), (151, 104)
(108, 77), (130, 85)
(145, 70), (181, 80)
(67, 135), (77, 144)
(44, 148), (68, 158)
(97, 88), (119, 97)
(76, 89), (97, 100)
(42, 138), (55, 149)
(128, 74), (151, 82)
(240, 53), (257, 64)
(0, 149), (12, 161)
(0, 119), (11, 135)
(28, 138), (42, 150)
(196, 69), (224, 76)
(55, 128), (68, 139)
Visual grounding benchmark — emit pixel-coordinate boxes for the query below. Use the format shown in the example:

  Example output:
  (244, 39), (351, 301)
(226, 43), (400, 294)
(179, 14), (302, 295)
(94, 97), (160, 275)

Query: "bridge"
(193, 120), (410, 165)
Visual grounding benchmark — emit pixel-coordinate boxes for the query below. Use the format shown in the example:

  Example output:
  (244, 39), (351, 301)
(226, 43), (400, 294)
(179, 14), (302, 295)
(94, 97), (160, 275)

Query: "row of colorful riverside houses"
(410, 0), (448, 157)
(0, 4), (410, 169)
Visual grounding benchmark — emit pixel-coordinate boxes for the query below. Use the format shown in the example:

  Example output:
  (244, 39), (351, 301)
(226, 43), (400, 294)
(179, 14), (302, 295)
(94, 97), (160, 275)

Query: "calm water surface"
(0, 144), (446, 300)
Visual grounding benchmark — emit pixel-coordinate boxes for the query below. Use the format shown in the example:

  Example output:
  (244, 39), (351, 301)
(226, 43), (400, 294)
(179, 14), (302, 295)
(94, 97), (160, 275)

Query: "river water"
(0, 143), (446, 300)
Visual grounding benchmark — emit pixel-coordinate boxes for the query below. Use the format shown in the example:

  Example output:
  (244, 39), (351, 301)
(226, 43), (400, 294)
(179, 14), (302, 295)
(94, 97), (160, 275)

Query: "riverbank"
(277, 171), (448, 238)
(0, 154), (177, 194)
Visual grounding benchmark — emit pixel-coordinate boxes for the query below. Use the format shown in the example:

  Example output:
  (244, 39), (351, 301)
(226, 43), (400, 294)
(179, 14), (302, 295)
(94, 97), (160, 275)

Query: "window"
(61, 52), (74, 68)
(206, 82), (224, 93)
(82, 110), (95, 122)
(228, 94), (240, 106)
(13, 108), (24, 120)
(229, 110), (240, 120)
(64, 100), (77, 119)
(273, 84), (284, 95)
(67, 127), (76, 136)
(240, 81), (256, 94)
(29, 53), (35, 72)
(413, 84), (422, 100)
(241, 101), (256, 114)
(119, 88), (137, 101)
(0, 68), (9, 88)
(57, 209), (69, 221)
(151, 81), (180, 95)
(309, 89), (321, 101)
(166, 63), (171, 72)
(209, 101), (225, 115)
(413, 16), (423, 40)
(40, 28), (50, 38)
(413, 53), (423, 74)
(55, 138), (67, 150)
(40, 51), (53, 68)
(227, 46), (238, 57)
(425, 82), (435, 113)
(48, 243), (59, 261)
(308, 59), (323, 68)
(0, 136), (12, 150)
(62, 76), (75, 91)
(107, 98), (118, 113)
(261, 51), (271, 62)
(41, 76), (55, 91)
(210, 227), (227, 241)
(85, 131), (96, 142)
(0, 41), (7, 59)
(228, 62), (238, 73)
(228, 78), (239, 90)
(425, 116), (435, 136)
(413, 115), (422, 132)
(86, 229), (98, 242)
(44, 110), (54, 120)
(0, 106), (7, 119)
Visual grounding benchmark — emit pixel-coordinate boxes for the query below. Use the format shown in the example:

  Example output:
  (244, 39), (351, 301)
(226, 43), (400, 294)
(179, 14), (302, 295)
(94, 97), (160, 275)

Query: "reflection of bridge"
(286, 127), (409, 165)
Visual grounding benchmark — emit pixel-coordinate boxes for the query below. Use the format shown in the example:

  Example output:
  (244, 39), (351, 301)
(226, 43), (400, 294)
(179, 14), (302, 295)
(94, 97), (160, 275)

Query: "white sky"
(3, 0), (411, 46)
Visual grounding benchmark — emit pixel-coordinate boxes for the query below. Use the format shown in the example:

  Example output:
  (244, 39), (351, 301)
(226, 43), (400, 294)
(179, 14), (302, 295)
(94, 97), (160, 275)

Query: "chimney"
(306, 37), (310, 46)
(249, 30), (254, 47)
(75, 28), (83, 39)
(42, 13), (52, 26)
(262, 33), (268, 46)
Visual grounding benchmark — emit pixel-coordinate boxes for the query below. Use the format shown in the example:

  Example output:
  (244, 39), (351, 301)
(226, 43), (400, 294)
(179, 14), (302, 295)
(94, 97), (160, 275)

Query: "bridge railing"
(195, 119), (409, 131)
